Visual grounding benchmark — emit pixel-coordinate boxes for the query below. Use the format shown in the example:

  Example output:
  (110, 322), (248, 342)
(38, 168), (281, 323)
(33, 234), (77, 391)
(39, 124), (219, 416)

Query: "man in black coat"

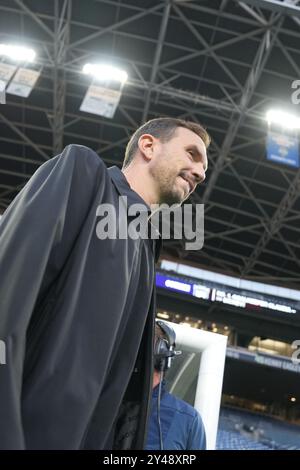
(0, 117), (209, 449)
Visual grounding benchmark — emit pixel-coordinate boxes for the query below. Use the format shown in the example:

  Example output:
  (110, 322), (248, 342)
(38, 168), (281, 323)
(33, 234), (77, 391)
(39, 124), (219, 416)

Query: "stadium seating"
(216, 407), (300, 450)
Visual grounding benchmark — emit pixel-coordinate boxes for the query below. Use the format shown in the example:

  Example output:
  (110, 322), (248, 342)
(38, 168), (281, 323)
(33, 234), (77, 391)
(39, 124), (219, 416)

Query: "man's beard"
(157, 172), (186, 205)
(158, 184), (184, 205)
(150, 159), (187, 206)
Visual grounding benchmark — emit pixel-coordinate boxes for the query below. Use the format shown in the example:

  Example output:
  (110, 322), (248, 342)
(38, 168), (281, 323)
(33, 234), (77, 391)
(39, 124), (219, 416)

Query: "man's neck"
(122, 166), (157, 207)
(153, 370), (162, 389)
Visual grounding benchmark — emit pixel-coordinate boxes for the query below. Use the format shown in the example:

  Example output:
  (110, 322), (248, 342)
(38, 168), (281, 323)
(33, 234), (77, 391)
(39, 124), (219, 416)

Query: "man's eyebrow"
(186, 144), (208, 172)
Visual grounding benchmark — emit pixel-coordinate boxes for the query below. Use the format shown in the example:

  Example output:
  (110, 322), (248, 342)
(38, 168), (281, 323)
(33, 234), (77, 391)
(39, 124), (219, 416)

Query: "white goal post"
(164, 322), (227, 450)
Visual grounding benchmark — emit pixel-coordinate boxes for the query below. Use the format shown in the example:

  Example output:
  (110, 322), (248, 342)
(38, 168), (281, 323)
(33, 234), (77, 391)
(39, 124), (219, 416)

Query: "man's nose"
(192, 162), (206, 184)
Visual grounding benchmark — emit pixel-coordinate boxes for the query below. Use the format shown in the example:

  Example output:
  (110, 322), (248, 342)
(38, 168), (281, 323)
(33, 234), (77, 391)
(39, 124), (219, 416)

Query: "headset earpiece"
(154, 320), (177, 372)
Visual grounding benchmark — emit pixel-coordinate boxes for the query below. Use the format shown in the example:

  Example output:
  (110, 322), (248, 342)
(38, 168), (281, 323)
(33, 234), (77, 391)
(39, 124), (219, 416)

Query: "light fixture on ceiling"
(157, 312), (170, 320)
(0, 44), (36, 62)
(266, 109), (300, 130)
(0, 43), (40, 101)
(80, 63), (128, 119)
(82, 63), (128, 84)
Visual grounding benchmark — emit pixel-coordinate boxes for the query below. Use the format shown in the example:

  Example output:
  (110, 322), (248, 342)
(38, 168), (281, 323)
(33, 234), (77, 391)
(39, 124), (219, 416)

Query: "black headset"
(154, 320), (177, 372)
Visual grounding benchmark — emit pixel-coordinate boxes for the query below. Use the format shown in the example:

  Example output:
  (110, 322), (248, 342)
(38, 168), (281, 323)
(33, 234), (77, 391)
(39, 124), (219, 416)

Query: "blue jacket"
(145, 382), (206, 450)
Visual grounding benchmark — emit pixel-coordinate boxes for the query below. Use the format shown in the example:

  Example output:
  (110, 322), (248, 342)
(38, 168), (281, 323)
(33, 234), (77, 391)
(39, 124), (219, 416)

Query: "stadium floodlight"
(82, 63), (128, 84)
(266, 109), (300, 130)
(80, 63), (128, 118)
(0, 44), (39, 101)
(0, 44), (36, 62)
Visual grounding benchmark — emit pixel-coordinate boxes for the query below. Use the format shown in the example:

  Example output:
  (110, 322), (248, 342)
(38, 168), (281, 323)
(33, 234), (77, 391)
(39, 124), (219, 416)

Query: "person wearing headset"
(145, 320), (207, 450)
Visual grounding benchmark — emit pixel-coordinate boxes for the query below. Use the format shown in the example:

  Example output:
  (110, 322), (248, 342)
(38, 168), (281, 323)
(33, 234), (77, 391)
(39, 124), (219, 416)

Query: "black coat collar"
(108, 166), (150, 211)
(108, 166), (162, 262)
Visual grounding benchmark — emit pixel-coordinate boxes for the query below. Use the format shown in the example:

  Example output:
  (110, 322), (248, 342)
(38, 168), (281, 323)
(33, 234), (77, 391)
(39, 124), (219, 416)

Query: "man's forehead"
(174, 126), (206, 149)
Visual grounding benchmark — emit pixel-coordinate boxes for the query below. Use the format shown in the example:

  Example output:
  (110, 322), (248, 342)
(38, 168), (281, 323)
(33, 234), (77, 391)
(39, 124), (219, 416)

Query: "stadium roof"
(1, 0), (300, 287)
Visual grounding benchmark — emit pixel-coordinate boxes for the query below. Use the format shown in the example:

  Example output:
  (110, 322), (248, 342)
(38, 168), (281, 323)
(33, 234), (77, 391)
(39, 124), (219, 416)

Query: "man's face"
(149, 127), (208, 205)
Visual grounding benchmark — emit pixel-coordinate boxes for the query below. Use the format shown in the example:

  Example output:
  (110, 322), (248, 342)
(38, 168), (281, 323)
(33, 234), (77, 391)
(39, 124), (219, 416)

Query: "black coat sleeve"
(0, 145), (104, 448)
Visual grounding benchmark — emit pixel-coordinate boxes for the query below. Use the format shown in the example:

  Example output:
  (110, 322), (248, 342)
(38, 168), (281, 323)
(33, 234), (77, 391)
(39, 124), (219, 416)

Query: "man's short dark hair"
(155, 323), (165, 342)
(123, 117), (210, 169)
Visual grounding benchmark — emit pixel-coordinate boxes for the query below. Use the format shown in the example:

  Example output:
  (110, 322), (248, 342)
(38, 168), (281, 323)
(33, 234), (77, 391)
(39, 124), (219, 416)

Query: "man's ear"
(137, 134), (156, 161)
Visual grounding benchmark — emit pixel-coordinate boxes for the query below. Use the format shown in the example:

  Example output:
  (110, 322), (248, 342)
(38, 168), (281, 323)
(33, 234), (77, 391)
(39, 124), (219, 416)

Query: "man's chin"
(160, 191), (185, 206)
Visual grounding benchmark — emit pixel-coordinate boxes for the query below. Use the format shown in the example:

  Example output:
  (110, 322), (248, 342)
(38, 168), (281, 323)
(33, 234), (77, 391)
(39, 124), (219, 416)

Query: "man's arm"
(187, 412), (207, 450)
(0, 145), (104, 449)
